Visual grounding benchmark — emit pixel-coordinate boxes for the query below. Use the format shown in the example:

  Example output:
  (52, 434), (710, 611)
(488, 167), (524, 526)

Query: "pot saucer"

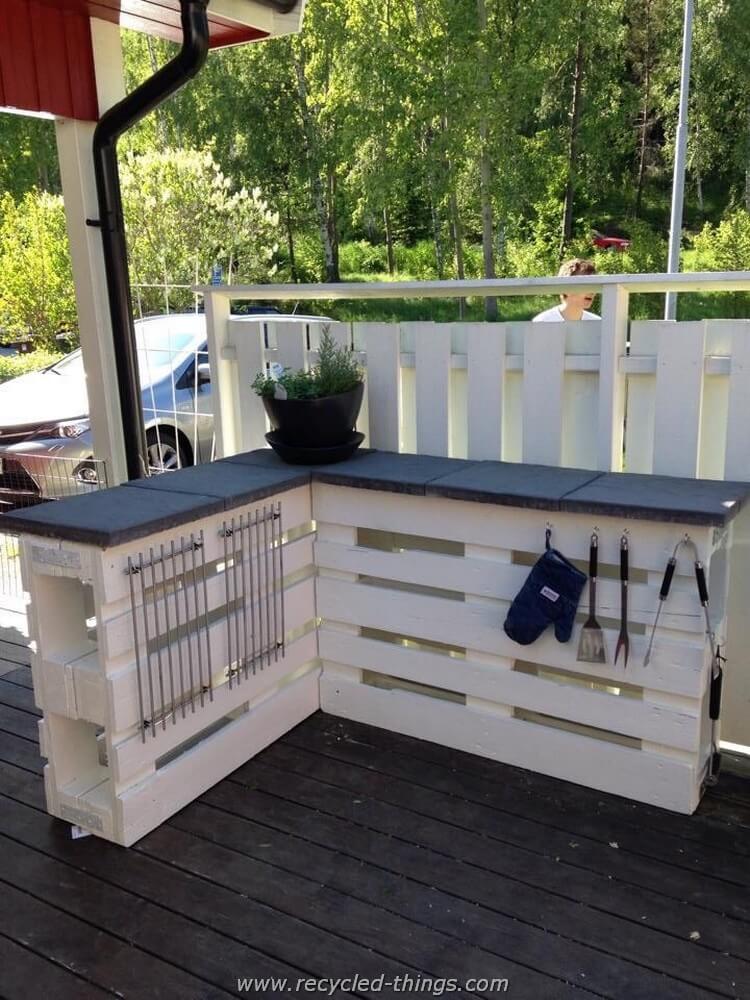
(265, 430), (365, 465)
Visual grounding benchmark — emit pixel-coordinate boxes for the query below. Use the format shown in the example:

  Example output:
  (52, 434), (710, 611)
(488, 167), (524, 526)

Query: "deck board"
(0, 664), (748, 999)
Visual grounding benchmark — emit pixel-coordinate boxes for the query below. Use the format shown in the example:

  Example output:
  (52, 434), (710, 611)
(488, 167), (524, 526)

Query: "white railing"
(200, 272), (750, 750)
(200, 272), (750, 479)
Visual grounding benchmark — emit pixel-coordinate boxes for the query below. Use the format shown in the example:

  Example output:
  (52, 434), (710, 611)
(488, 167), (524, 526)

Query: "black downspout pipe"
(93, 0), (210, 481)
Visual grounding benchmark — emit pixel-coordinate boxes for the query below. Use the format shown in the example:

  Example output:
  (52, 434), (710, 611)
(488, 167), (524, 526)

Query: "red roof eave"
(0, 0), (270, 122)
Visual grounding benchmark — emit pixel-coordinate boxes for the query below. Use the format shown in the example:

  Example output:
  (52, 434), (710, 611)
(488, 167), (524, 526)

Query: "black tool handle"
(695, 563), (709, 606)
(620, 546), (628, 582)
(589, 538), (598, 579)
(711, 750), (722, 779)
(660, 558), (676, 600)
(710, 666), (723, 720)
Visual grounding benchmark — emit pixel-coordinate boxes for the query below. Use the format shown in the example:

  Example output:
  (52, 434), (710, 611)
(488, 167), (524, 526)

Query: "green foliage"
(0, 191), (77, 349)
(688, 210), (750, 318)
(252, 326), (363, 400)
(252, 367), (319, 399)
(691, 211), (750, 272)
(120, 148), (280, 313)
(338, 241), (388, 275)
(0, 116), (59, 199)
(0, 349), (63, 384)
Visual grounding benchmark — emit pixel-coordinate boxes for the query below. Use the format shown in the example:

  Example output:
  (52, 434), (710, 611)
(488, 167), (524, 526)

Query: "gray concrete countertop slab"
(426, 461), (601, 511)
(123, 460), (309, 508)
(561, 471), (750, 526)
(0, 486), (225, 547)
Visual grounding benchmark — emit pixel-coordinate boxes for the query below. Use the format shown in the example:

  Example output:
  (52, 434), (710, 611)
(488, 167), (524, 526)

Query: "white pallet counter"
(8, 465), (318, 846)
(6, 447), (750, 841)
(310, 453), (750, 815)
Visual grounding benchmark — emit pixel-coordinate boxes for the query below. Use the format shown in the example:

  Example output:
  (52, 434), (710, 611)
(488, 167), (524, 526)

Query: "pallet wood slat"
(319, 676), (699, 813)
(20, 490), (319, 846)
(312, 484), (727, 813)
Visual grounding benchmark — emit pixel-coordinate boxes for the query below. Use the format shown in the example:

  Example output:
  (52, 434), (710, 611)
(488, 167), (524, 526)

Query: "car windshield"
(50, 324), (201, 378)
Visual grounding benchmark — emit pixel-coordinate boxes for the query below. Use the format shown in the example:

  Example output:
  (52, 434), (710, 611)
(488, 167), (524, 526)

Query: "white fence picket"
(652, 321), (706, 478)
(413, 322), (451, 457)
(725, 323), (750, 481)
(521, 322), (565, 465)
(230, 319), (267, 453)
(597, 285), (629, 471)
(466, 323), (505, 460)
(362, 323), (401, 452)
(274, 321), (308, 373)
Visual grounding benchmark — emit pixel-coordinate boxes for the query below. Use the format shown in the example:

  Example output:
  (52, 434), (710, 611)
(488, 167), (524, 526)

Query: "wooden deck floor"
(0, 662), (749, 1000)
(0, 597), (30, 680)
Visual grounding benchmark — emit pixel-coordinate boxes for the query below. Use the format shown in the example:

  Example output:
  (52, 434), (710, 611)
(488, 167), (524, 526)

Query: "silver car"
(0, 311), (327, 510)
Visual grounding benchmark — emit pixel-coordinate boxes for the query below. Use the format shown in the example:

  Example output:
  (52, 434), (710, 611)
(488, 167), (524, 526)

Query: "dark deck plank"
(0, 709), (748, 999)
(142, 824), (582, 1000)
(223, 759), (748, 997)
(167, 802), (590, 999)
(0, 878), (230, 999)
(0, 676), (40, 716)
(265, 734), (750, 947)
(0, 638), (30, 667)
(0, 933), (115, 1000)
(301, 713), (750, 853)
(0, 665), (33, 689)
(287, 716), (750, 883)
(0, 729), (44, 773)
(0, 702), (42, 741)
(0, 791), (351, 999)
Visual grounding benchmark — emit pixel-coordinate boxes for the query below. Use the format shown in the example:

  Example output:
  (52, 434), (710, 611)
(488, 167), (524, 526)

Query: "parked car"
(0, 311), (329, 510)
(591, 229), (631, 251)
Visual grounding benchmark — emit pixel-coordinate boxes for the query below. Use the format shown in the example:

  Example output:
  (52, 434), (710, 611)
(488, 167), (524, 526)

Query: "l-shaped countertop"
(3, 449), (750, 548)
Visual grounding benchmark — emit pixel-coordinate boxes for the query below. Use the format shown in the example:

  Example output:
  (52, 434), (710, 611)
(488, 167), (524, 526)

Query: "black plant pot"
(262, 382), (365, 449)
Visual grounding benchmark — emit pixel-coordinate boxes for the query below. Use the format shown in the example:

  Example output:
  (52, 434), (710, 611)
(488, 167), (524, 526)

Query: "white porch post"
(54, 18), (128, 487)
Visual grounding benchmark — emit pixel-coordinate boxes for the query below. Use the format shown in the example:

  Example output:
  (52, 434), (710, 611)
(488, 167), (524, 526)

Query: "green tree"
(120, 148), (280, 313)
(0, 114), (59, 198)
(0, 190), (76, 348)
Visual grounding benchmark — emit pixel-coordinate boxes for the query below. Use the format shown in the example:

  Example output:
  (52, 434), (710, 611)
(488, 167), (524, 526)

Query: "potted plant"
(251, 326), (365, 462)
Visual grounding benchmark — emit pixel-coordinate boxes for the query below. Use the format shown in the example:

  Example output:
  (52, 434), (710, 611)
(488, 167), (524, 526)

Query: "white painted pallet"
(21, 486), (319, 846)
(313, 485), (730, 814)
(16, 472), (739, 845)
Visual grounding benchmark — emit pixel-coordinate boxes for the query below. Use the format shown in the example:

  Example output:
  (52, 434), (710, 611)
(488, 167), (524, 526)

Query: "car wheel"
(146, 428), (191, 474)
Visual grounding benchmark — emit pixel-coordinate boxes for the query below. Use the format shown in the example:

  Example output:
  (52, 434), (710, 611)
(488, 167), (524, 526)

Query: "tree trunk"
(477, 0), (497, 321)
(285, 200), (297, 283)
(326, 164), (340, 281)
(634, 2), (652, 219)
(384, 205), (396, 275)
(449, 187), (466, 319)
(431, 201), (444, 280)
(293, 51), (340, 282)
(746, 105), (750, 212)
(450, 189), (465, 281)
(561, 13), (585, 253)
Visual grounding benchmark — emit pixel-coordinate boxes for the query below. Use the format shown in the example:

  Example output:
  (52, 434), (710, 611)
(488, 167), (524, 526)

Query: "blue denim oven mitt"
(504, 547), (587, 645)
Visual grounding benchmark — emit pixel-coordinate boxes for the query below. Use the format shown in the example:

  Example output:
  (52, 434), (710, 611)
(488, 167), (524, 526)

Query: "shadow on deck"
(0, 663), (749, 999)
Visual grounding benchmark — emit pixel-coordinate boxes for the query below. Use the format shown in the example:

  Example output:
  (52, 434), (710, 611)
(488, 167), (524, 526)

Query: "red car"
(592, 230), (631, 251)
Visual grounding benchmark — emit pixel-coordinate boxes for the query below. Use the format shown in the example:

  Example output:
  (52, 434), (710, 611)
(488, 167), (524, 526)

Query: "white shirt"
(532, 306), (600, 322)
